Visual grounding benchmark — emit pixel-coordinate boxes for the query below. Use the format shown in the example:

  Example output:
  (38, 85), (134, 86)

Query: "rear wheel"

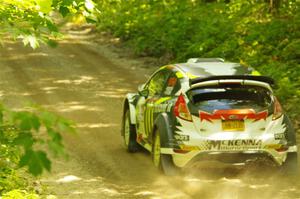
(152, 129), (179, 175)
(123, 110), (139, 153)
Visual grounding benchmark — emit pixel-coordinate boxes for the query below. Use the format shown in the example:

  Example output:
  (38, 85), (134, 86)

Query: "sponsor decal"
(200, 109), (268, 122)
(179, 145), (199, 151)
(274, 133), (285, 140)
(174, 134), (190, 141)
(176, 71), (184, 79)
(207, 139), (262, 150)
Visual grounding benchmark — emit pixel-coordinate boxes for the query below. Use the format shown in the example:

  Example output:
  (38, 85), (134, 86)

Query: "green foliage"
(0, 104), (75, 195)
(0, 0), (98, 48)
(96, 0), (300, 129)
(2, 189), (39, 199)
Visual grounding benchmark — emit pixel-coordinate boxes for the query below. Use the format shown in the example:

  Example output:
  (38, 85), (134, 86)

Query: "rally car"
(121, 58), (298, 175)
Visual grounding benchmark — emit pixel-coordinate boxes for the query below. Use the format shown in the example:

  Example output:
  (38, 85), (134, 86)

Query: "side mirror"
(138, 84), (148, 97)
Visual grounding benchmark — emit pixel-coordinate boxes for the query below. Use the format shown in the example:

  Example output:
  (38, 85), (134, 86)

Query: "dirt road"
(0, 27), (299, 199)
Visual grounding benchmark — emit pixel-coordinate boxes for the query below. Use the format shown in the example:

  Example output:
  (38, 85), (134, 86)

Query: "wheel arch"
(121, 94), (137, 136)
(153, 113), (174, 148)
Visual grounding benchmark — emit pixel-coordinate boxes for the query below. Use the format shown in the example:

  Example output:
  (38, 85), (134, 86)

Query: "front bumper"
(161, 145), (298, 168)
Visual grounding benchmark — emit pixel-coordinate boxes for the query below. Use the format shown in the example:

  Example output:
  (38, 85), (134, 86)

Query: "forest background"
(96, 0), (300, 127)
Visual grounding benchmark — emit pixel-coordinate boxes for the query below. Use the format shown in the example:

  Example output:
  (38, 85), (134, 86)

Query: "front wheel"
(123, 110), (139, 153)
(152, 129), (179, 175)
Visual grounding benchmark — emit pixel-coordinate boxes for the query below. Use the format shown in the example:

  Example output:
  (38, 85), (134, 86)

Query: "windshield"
(187, 85), (272, 113)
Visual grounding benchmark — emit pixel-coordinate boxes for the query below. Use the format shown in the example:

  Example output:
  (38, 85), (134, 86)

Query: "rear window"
(187, 85), (272, 112)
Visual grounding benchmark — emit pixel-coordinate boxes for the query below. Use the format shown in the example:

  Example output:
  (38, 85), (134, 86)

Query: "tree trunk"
(269, 0), (281, 13)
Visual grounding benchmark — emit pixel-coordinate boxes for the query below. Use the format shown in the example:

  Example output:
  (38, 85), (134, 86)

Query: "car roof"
(173, 62), (255, 78)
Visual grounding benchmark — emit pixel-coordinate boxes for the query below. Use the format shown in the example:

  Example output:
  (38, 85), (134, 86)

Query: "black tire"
(123, 110), (139, 153)
(152, 129), (179, 175)
(281, 152), (299, 176)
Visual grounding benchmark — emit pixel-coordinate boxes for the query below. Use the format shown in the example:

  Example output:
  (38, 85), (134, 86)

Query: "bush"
(2, 189), (39, 199)
(0, 104), (74, 195)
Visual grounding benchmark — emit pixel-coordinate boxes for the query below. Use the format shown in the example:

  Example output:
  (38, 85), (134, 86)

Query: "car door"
(136, 69), (170, 143)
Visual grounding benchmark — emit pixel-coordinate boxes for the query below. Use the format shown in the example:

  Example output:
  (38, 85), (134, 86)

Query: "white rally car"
(121, 58), (298, 175)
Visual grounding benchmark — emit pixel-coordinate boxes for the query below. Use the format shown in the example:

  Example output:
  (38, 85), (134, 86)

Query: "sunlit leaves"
(35, 0), (53, 13)
(19, 35), (39, 49)
(0, 0), (98, 48)
(2, 189), (39, 199)
(0, 0), (59, 48)
(0, 104), (75, 178)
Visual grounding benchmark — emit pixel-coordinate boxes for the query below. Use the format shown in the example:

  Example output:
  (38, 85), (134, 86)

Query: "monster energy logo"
(207, 139), (262, 150)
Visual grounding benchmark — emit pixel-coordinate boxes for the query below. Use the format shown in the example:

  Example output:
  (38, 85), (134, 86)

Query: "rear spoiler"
(190, 75), (275, 86)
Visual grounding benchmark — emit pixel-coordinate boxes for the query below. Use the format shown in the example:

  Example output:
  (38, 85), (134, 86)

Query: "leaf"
(31, 114), (41, 132)
(19, 150), (51, 176)
(85, 0), (95, 11)
(13, 112), (32, 131)
(62, 0), (76, 6)
(12, 111), (41, 132)
(46, 39), (58, 48)
(37, 151), (51, 172)
(35, 0), (53, 13)
(47, 128), (62, 142)
(46, 20), (59, 32)
(85, 17), (97, 23)
(39, 111), (57, 128)
(59, 6), (70, 17)
(48, 141), (64, 156)
(21, 35), (40, 49)
(14, 133), (34, 149)
(57, 119), (75, 133)
(19, 150), (32, 167)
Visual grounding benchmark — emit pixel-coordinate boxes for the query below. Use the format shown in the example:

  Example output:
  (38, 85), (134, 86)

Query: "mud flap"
(281, 152), (299, 177)
(154, 113), (180, 175)
(284, 115), (297, 146)
(161, 154), (180, 176)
